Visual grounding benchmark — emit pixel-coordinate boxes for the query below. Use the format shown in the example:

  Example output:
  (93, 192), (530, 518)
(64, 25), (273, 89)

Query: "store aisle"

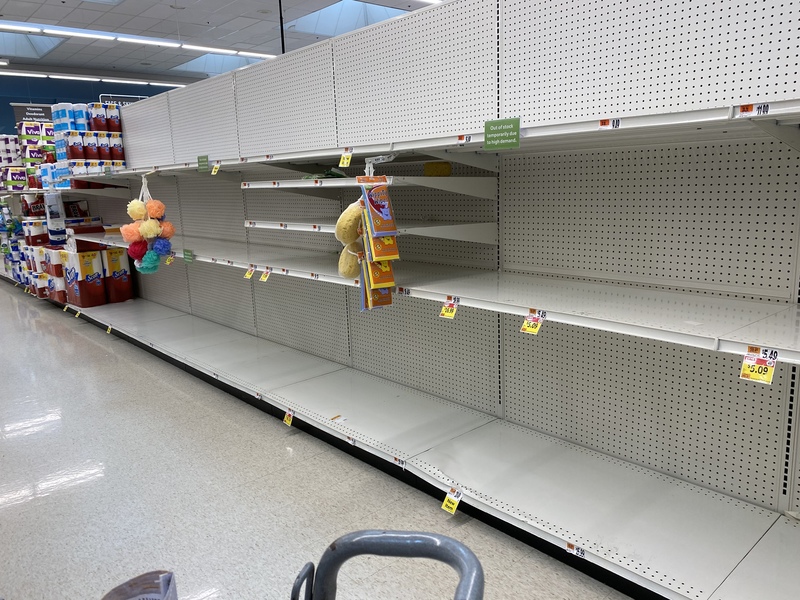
(0, 284), (630, 600)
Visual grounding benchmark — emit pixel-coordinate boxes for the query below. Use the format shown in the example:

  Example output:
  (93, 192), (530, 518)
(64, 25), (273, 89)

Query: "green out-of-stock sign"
(484, 118), (520, 150)
(183, 249), (194, 263)
(197, 155), (209, 172)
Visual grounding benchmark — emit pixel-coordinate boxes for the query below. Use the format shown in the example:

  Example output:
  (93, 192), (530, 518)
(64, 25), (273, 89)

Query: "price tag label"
(566, 543), (586, 558)
(440, 296), (460, 319)
(183, 249), (194, 263)
(63, 305), (68, 312)
(259, 270), (271, 282)
(457, 134), (472, 145)
(347, 436), (356, 446)
(165, 254), (174, 265)
(396, 287), (411, 296)
(394, 457), (406, 470)
(106, 326), (112, 334)
(211, 163), (220, 176)
(283, 410), (294, 426)
(598, 118), (621, 130)
(339, 148), (353, 168)
(244, 267), (255, 279)
(521, 309), (547, 335)
(75, 311), (81, 318)
(441, 488), (462, 514)
(738, 103), (771, 118)
(740, 346), (778, 385)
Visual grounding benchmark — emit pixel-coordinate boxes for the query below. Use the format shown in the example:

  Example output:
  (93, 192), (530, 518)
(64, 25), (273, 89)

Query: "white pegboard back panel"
(120, 93), (174, 168)
(186, 260), (256, 335)
(252, 275), (350, 364)
(243, 187), (342, 252)
(348, 290), (501, 415)
(235, 42), (338, 156)
(503, 318), (787, 509)
(501, 0), (800, 124)
(167, 72), (239, 163)
(502, 142), (800, 301)
(176, 175), (245, 243)
(85, 197), (130, 226)
(333, 0), (497, 145)
(135, 260), (192, 314)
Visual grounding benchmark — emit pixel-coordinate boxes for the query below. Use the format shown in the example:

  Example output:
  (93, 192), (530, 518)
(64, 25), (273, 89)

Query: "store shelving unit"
(9, 187), (130, 199)
(16, 1), (797, 599)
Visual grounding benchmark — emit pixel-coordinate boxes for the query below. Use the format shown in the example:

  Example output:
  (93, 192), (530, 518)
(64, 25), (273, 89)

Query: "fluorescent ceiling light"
(237, 51), (276, 59)
(102, 78), (148, 84)
(118, 37), (181, 48)
(50, 75), (100, 81)
(182, 44), (237, 55)
(0, 70), (47, 78)
(149, 82), (186, 87)
(0, 24), (42, 33)
(43, 29), (116, 41)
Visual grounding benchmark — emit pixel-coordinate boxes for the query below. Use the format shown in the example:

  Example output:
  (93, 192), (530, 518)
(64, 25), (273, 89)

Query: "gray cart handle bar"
(291, 530), (485, 600)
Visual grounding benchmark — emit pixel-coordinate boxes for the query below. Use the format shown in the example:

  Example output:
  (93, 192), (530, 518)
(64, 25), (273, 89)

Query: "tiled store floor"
(0, 283), (631, 600)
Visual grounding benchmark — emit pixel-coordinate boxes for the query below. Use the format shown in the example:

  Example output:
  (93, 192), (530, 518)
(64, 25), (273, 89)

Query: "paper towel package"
(110, 133), (125, 160)
(47, 274), (67, 303)
(44, 246), (64, 277)
(102, 247), (133, 303)
(62, 249), (106, 308)
(83, 131), (99, 159)
(88, 102), (107, 131)
(34, 272), (49, 299)
(17, 121), (41, 145)
(96, 132), (112, 160)
(105, 103), (122, 132)
(67, 131), (85, 159)
(72, 104), (88, 131)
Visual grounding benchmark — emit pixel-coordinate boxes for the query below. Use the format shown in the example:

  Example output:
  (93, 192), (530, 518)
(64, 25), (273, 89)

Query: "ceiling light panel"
(42, 29), (116, 41)
(182, 44), (238, 55)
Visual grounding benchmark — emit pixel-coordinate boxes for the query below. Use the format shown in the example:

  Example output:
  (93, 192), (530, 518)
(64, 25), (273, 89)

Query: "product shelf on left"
(9, 188), (131, 199)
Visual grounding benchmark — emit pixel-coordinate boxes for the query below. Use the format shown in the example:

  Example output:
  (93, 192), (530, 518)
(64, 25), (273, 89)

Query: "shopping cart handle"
(311, 530), (484, 600)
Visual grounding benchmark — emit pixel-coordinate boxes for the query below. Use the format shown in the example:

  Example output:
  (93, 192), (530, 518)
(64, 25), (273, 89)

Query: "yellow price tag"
(440, 304), (457, 319)
(165, 254), (175, 265)
(339, 149), (353, 168)
(521, 315), (542, 335)
(211, 163), (220, 175)
(244, 267), (255, 279)
(107, 326), (112, 334)
(75, 311), (81, 318)
(441, 488), (462, 514)
(440, 297), (460, 319)
(259, 270), (271, 282)
(740, 355), (776, 385)
(283, 410), (294, 426)
(63, 305), (68, 312)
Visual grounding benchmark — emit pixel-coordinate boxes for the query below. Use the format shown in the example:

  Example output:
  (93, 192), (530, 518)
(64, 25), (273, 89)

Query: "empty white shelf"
(245, 218), (497, 244)
(408, 420), (779, 600)
(11, 187), (130, 199)
(709, 517), (800, 600)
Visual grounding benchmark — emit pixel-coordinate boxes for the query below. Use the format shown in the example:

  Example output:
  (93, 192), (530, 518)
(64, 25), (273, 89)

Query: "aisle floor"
(0, 283), (631, 600)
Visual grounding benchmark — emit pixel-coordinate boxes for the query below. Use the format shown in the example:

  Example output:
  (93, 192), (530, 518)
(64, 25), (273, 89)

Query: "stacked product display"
(0, 123), (54, 193)
(45, 102), (127, 189)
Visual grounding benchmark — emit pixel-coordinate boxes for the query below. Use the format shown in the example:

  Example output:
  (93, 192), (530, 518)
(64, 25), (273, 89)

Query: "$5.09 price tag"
(440, 296), (460, 319)
(441, 488), (462, 514)
(566, 543), (586, 558)
(740, 346), (778, 385)
(259, 269), (271, 282)
(283, 410), (294, 426)
(521, 309), (547, 335)
(244, 266), (255, 279)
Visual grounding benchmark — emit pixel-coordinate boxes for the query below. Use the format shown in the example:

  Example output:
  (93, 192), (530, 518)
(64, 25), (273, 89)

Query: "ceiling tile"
(0, 1), (40, 19)
(89, 12), (131, 29)
(31, 4), (74, 20)
(138, 4), (183, 20)
(217, 16), (261, 30)
(117, 15), (163, 32)
(112, 0), (160, 17)
(63, 7), (105, 25)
